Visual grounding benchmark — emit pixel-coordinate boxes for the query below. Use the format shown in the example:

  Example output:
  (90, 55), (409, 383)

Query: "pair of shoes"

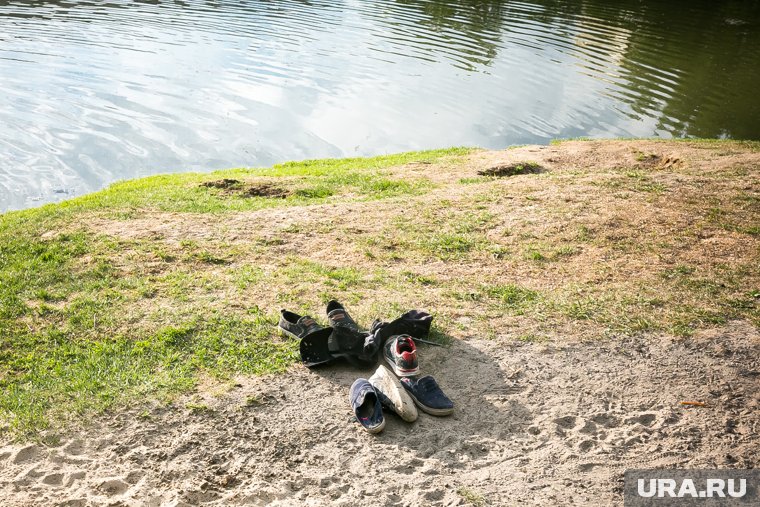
(279, 301), (373, 368)
(383, 334), (454, 416)
(278, 300), (359, 339)
(349, 364), (418, 433)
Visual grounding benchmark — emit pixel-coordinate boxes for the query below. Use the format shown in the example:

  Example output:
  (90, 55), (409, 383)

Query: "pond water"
(1, 0), (759, 211)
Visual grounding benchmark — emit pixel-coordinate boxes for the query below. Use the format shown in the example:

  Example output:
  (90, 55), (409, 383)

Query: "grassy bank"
(1, 140), (758, 438)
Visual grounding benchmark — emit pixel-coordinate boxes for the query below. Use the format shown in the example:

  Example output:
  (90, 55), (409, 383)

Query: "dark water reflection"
(1, 0), (758, 211)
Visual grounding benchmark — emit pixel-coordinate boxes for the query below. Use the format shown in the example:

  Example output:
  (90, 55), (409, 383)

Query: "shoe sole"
(279, 326), (301, 340)
(369, 365), (418, 422)
(409, 396), (455, 416)
(384, 356), (420, 377)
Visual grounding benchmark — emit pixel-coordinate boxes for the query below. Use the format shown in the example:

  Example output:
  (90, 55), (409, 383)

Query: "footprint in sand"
(242, 489), (280, 505)
(384, 493), (403, 506)
(578, 462), (604, 472)
(57, 499), (87, 507)
(551, 415), (618, 453)
(12, 444), (42, 464)
(578, 440), (596, 453)
(553, 415), (577, 429)
(62, 439), (86, 456)
(423, 489), (445, 501)
(625, 413), (657, 427)
(65, 471), (87, 487)
(183, 489), (222, 503)
(527, 425), (541, 435)
(42, 472), (64, 486)
(125, 470), (146, 485)
(393, 457), (424, 472)
(578, 420), (598, 435)
(98, 477), (130, 496)
(590, 413), (620, 428)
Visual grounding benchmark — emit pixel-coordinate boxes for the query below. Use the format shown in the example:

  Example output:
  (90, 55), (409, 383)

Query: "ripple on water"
(0, 0), (758, 210)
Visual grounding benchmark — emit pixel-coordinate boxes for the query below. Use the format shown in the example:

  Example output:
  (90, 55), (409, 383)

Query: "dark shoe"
(299, 327), (338, 367)
(370, 309), (433, 341)
(400, 376), (454, 416)
(300, 326), (379, 368)
(279, 309), (324, 339)
(326, 300), (361, 332)
(349, 378), (385, 433)
(383, 334), (419, 377)
(369, 365), (417, 422)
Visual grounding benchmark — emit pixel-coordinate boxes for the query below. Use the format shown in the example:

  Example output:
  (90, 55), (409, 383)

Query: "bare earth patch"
(0, 322), (757, 506)
(200, 179), (291, 199)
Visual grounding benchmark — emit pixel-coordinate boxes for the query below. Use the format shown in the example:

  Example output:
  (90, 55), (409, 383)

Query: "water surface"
(1, 0), (759, 211)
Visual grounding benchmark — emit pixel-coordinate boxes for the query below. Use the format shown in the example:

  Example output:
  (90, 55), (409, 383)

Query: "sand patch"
(1, 321), (757, 506)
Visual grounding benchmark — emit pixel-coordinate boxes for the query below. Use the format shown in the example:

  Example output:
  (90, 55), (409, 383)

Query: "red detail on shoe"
(400, 351), (416, 362)
(395, 336), (417, 354)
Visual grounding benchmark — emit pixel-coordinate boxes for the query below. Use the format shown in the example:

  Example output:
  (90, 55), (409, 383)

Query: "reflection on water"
(0, 0), (758, 211)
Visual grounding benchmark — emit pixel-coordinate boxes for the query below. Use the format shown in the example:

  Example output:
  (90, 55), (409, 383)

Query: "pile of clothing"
(278, 300), (454, 433)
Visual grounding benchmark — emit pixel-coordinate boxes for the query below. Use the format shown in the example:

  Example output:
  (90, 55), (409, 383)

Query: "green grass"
(38, 147), (472, 214)
(0, 148), (474, 438)
(420, 232), (481, 259)
(483, 283), (540, 313)
(457, 487), (487, 506)
(550, 137), (592, 144)
(367, 207), (498, 261)
(458, 176), (490, 184)
(516, 333), (548, 343)
(0, 140), (758, 437)
(0, 310), (296, 436)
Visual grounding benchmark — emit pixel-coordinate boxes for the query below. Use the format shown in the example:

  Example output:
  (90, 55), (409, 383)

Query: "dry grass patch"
(80, 140), (759, 343)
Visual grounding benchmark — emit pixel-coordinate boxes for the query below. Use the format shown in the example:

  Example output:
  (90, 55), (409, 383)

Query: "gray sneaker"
(326, 300), (361, 332)
(278, 309), (324, 339)
(383, 334), (420, 377)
